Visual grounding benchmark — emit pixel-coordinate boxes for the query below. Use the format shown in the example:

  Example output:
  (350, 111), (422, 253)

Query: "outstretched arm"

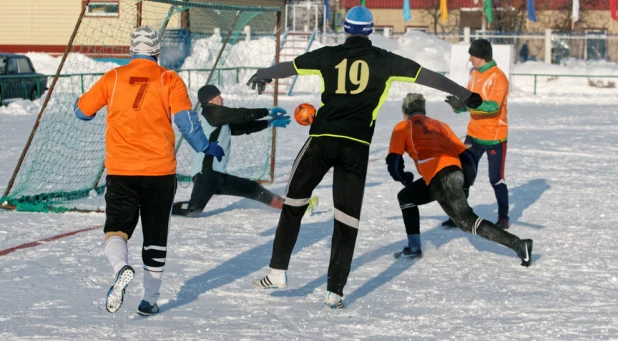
(203, 105), (269, 126)
(230, 121), (269, 135)
(415, 68), (472, 101)
(254, 61), (298, 80)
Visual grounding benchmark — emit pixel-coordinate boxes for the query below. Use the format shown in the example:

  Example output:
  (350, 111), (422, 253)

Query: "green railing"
(512, 73), (618, 95)
(0, 67), (263, 102)
(0, 74), (47, 101)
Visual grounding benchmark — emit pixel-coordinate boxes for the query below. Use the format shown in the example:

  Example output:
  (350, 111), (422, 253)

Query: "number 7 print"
(129, 77), (150, 110)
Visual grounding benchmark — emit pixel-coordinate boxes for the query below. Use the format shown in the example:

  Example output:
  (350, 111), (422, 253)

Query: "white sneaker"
(324, 291), (345, 309)
(252, 269), (288, 289)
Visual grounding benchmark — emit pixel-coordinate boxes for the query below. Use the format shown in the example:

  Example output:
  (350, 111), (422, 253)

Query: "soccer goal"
(0, 0), (282, 213)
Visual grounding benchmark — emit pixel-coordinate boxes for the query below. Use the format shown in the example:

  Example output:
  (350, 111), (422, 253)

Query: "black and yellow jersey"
(293, 36), (422, 145)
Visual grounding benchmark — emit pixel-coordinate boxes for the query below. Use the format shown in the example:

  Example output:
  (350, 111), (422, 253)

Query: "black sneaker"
(517, 239), (533, 267)
(393, 246), (422, 259)
(441, 218), (457, 228)
(137, 300), (160, 316)
(495, 218), (510, 229)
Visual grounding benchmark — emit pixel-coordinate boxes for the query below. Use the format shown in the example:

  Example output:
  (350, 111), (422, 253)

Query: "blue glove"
(269, 106), (287, 118)
(268, 114), (291, 128)
(203, 141), (225, 162)
(385, 153), (405, 183)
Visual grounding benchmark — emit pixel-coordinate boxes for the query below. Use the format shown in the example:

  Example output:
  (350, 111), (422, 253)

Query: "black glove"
(386, 153), (405, 182)
(402, 172), (415, 187)
(445, 95), (467, 111)
(464, 92), (483, 109)
(246, 73), (272, 95)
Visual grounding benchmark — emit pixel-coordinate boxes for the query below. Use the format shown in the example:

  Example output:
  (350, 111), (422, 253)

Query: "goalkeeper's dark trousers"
(398, 166), (521, 250)
(269, 136), (369, 297)
(178, 170), (282, 215)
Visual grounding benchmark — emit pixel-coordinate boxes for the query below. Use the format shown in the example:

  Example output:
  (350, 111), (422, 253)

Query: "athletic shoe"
(517, 239), (533, 267)
(306, 196), (319, 214)
(105, 265), (135, 313)
(324, 292), (345, 309)
(137, 300), (160, 316)
(441, 218), (457, 228)
(495, 218), (510, 230)
(252, 269), (288, 289)
(393, 246), (422, 259)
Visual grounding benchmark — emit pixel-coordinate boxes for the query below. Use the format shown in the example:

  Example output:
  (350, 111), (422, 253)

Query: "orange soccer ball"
(293, 103), (315, 126)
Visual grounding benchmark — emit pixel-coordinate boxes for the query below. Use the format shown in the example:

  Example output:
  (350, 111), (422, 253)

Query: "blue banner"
(325, 0), (331, 20)
(403, 0), (411, 22)
(527, 0), (537, 22)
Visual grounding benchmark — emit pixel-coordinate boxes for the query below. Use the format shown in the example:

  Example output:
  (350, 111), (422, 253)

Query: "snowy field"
(1, 31), (618, 339)
(2, 94), (618, 340)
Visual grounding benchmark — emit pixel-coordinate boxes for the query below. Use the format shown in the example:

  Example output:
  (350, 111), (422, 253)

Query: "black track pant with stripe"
(269, 136), (368, 297)
(398, 166), (520, 251)
(104, 174), (176, 272)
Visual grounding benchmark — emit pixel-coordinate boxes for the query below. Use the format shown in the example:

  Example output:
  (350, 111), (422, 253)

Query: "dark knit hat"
(402, 93), (426, 115)
(198, 85), (221, 104)
(468, 39), (493, 61)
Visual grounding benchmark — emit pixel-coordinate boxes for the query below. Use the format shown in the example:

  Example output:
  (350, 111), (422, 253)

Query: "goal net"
(1, 0), (281, 212)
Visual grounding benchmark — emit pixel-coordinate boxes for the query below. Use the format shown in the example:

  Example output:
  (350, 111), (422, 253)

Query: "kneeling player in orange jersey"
(386, 93), (533, 266)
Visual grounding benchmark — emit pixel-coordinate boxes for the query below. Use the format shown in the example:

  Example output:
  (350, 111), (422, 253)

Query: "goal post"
(1, 0), (282, 213)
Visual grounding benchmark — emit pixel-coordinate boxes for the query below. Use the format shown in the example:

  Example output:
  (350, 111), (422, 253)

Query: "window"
(83, 1), (119, 17)
(0, 57), (6, 75)
(17, 58), (33, 73)
(7, 58), (18, 75)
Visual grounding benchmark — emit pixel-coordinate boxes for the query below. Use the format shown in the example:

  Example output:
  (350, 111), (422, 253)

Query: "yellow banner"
(440, 0), (448, 22)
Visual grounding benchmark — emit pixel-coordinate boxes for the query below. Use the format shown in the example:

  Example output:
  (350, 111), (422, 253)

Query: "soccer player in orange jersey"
(386, 93), (532, 266)
(74, 26), (224, 316)
(444, 39), (511, 229)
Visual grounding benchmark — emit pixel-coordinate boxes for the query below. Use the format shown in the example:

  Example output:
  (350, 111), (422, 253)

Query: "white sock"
(269, 268), (286, 276)
(104, 236), (128, 275)
(142, 269), (163, 305)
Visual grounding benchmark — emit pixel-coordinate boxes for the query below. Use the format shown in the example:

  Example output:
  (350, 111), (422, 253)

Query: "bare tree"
(490, 0), (528, 32)
(418, 0), (460, 34)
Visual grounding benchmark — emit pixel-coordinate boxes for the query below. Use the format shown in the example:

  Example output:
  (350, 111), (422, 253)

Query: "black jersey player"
(247, 6), (483, 309)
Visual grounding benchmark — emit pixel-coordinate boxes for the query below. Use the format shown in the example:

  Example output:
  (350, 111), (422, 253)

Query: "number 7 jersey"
(77, 58), (193, 176)
(293, 36), (422, 145)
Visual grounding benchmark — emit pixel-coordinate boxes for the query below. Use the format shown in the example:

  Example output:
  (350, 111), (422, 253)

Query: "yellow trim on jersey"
(370, 67), (423, 125)
(309, 134), (371, 145)
(293, 59), (325, 93)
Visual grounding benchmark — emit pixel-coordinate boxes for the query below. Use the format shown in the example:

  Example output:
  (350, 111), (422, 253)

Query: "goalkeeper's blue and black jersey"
(293, 36), (422, 145)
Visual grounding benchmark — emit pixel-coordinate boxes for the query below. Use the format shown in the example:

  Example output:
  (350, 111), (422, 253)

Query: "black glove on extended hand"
(246, 73), (272, 95)
(464, 92), (483, 109)
(445, 95), (467, 111)
(386, 153), (405, 182)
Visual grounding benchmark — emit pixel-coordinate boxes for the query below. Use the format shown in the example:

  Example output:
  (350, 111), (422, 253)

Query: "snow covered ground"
(2, 95), (618, 340)
(2, 32), (618, 339)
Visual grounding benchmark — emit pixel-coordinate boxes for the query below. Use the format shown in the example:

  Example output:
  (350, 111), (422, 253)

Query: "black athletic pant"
(177, 170), (280, 215)
(270, 137), (369, 297)
(104, 174), (176, 271)
(465, 136), (509, 220)
(398, 166), (520, 250)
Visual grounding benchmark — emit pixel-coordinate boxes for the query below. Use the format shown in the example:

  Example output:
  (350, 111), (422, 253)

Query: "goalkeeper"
(172, 85), (317, 216)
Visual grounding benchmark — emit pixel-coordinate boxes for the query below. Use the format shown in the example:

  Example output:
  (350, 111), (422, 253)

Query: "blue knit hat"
(344, 6), (374, 35)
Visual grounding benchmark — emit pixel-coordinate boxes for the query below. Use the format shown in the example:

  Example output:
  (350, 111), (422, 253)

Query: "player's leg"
(254, 137), (333, 289)
(173, 170), (223, 216)
(324, 139), (369, 307)
(103, 175), (140, 313)
(431, 167), (532, 266)
(395, 179), (433, 258)
(137, 174), (176, 315)
(486, 141), (510, 228)
(217, 172), (285, 209)
(443, 138), (483, 228)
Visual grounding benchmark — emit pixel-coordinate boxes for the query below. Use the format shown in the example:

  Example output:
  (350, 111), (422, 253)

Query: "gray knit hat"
(402, 93), (426, 115)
